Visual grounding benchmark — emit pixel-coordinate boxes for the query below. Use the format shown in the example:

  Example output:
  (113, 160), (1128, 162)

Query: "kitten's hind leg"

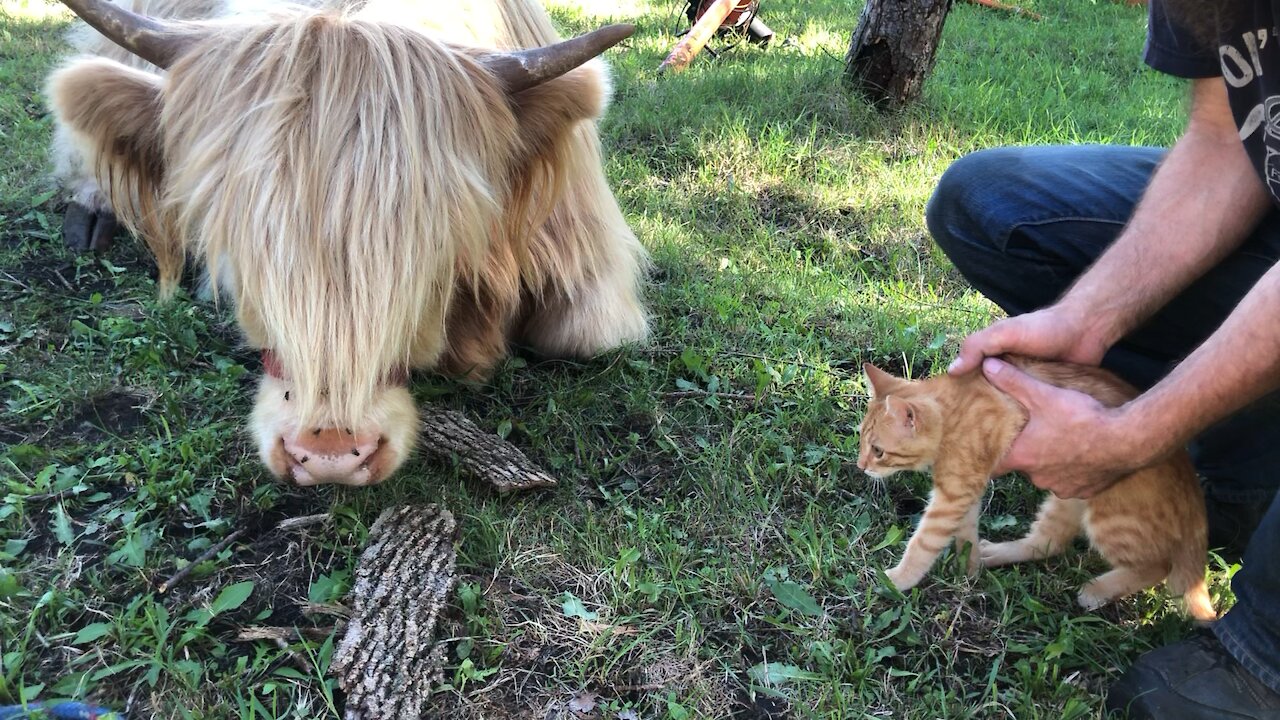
(1078, 565), (1168, 611)
(981, 496), (1084, 568)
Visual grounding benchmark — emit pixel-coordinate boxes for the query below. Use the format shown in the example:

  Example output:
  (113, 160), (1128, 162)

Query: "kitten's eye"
(872, 445), (884, 459)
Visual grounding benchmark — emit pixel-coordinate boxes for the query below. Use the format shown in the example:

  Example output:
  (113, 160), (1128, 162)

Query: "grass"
(0, 0), (1235, 717)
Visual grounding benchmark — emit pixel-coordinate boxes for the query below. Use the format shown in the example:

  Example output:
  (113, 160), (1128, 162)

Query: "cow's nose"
(283, 428), (384, 485)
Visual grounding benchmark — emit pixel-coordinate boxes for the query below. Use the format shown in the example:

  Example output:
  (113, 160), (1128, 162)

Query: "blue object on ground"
(0, 702), (121, 720)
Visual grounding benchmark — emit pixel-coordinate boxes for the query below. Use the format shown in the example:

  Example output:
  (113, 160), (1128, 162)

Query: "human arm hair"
(1061, 78), (1272, 350)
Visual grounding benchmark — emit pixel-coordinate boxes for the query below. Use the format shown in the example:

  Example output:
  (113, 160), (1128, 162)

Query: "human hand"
(983, 357), (1147, 499)
(948, 306), (1110, 376)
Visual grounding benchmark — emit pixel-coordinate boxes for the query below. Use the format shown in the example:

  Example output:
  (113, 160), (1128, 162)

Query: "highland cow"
(49, 0), (649, 486)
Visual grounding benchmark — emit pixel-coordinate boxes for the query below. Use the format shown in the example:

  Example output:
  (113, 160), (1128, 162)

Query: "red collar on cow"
(260, 349), (411, 387)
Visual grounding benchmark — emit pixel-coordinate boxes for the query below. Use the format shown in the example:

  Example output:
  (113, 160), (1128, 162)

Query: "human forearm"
(1117, 260), (1280, 463)
(1059, 79), (1271, 349)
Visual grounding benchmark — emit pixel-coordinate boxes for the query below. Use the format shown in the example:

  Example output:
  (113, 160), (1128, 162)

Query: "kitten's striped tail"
(1167, 544), (1216, 622)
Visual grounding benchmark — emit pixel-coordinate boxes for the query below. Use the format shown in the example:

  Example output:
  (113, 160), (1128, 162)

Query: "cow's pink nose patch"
(283, 428), (383, 485)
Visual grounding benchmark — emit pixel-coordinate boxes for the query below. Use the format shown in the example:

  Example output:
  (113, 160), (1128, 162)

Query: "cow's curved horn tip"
(606, 23), (637, 40)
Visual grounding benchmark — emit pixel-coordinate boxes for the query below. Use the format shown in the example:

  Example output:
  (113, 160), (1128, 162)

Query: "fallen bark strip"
(418, 407), (557, 494)
(960, 0), (1043, 20)
(331, 505), (457, 720)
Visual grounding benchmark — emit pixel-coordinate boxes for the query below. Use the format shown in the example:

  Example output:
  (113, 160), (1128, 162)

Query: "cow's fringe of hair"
(160, 10), (524, 428)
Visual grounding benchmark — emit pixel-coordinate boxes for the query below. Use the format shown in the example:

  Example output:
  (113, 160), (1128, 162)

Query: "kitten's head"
(857, 363), (943, 478)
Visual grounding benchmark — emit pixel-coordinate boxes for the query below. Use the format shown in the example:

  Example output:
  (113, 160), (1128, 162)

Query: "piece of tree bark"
(961, 0), (1042, 20)
(418, 407), (557, 494)
(844, 0), (952, 106)
(331, 505), (457, 720)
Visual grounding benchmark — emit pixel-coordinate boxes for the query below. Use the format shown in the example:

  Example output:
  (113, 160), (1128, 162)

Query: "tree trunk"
(844, 0), (952, 106)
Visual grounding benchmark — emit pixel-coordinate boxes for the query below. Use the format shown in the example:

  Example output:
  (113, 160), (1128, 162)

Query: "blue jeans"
(926, 145), (1280, 692)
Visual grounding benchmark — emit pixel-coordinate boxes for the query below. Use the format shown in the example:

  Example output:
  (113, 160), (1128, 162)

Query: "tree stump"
(418, 407), (558, 494)
(331, 505), (457, 720)
(844, 0), (952, 106)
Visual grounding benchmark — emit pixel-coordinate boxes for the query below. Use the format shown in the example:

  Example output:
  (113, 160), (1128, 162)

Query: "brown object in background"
(659, 0), (740, 73)
(961, 0), (1043, 20)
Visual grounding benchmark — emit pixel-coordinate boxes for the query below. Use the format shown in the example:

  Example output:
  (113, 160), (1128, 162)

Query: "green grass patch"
(0, 0), (1230, 717)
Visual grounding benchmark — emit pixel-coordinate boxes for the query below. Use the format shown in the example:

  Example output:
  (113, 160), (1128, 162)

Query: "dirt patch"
(755, 186), (870, 251)
(58, 388), (155, 445)
(4, 217), (153, 296)
(732, 688), (790, 719)
(168, 490), (340, 629)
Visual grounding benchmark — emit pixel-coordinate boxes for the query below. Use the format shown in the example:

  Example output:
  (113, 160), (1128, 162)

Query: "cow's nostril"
(282, 429), (387, 485)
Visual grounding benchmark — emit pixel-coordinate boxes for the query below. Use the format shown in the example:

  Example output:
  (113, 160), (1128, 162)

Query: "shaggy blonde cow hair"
(49, 0), (649, 485)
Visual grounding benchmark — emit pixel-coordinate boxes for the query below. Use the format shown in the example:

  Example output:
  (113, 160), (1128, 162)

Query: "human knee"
(925, 147), (1026, 258)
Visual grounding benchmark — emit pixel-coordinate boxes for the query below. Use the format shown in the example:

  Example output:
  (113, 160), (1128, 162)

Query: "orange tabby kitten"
(857, 356), (1214, 620)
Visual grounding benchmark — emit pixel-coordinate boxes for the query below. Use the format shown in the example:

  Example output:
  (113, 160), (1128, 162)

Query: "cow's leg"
(439, 284), (516, 380)
(521, 267), (647, 358)
(53, 124), (119, 253)
(63, 194), (119, 253)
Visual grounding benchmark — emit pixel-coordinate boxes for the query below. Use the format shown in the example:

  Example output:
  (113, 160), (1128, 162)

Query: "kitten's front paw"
(883, 566), (918, 592)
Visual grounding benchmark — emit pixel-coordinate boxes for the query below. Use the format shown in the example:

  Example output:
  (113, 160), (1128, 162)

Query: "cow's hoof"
(63, 202), (119, 253)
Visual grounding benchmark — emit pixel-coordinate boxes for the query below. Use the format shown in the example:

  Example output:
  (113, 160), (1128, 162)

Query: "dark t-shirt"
(1146, 0), (1280, 201)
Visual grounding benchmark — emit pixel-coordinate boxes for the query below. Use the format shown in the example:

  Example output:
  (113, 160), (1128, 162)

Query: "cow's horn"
(61, 0), (196, 69)
(485, 23), (635, 94)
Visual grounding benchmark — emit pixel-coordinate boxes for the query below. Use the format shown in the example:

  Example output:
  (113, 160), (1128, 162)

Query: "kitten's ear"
(883, 396), (918, 432)
(863, 363), (900, 400)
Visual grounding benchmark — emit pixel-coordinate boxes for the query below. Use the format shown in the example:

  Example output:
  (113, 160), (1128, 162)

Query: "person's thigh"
(927, 144), (1165, 317)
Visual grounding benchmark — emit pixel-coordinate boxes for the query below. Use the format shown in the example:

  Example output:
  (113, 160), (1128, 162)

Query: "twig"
(51, 267), (75, 292)
(0, 271), (32, 292)
(237, 625), (339, 643)
(157, 528), (246, 593)
(276, 512), (331, 532)
(158, 513), (334, 594)
(663, 389), (757, 402)
(18, 489), (75, 503)
(237, 627), (316, 674)
(960, 0), (1043, 20)
(299, 601), (351, 619)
